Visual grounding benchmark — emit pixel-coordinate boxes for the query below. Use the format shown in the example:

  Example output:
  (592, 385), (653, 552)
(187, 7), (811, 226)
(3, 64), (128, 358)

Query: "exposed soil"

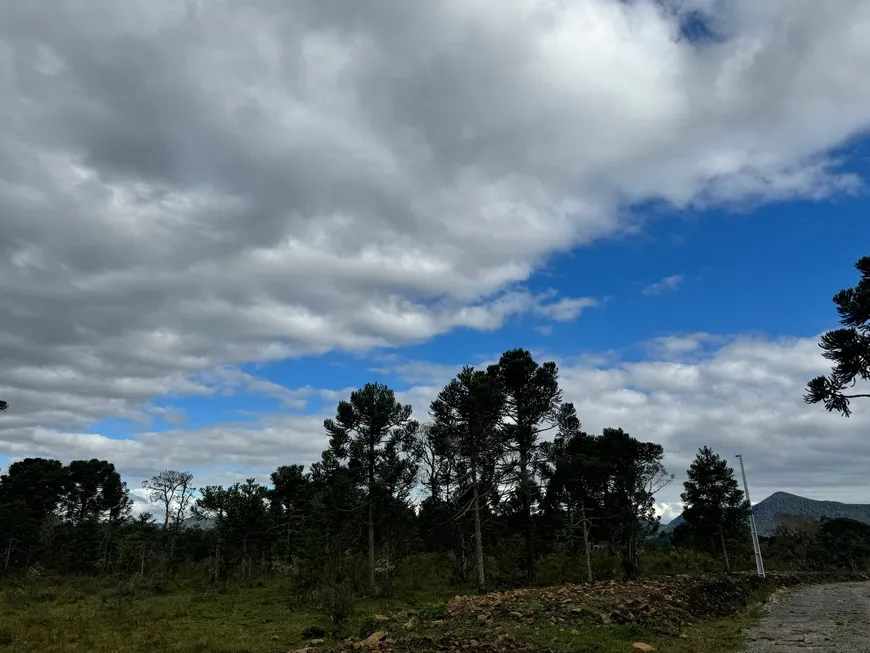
(445, 572), (869, 635)
(335, 572), (870, 653)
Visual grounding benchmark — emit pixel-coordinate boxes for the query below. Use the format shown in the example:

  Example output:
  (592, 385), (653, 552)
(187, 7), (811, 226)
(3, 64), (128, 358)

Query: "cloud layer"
(2, 0), (870, 492)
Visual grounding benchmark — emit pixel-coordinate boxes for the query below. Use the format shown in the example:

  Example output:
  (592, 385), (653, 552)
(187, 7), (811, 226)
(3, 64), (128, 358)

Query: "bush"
(418, 601), (447, 621)
(300, 624), (327, 640)
(389, 553), (453, 594)
(641, 549), (722, 577)
(354, 614), (379, 639)
(536, 552), (583, 585)
(312, 583), (354, 637)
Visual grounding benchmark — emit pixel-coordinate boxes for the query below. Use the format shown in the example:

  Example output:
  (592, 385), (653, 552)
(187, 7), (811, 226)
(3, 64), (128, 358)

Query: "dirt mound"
(446, 572), (870, 635)
(338, 572), (869, 652)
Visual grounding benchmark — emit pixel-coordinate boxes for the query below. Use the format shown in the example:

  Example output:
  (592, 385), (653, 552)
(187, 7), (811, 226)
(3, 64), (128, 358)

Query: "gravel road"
(741, 582), (870, 652)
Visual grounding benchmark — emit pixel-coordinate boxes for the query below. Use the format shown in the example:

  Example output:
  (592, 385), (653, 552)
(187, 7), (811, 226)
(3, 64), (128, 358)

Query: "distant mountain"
(180, 516), (215, 530)
(664, 492), (870, 537)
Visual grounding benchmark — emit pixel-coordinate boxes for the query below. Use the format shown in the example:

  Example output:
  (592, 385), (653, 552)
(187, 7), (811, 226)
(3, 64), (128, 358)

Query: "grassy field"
(508, 608), (764, 653)
(0, 576), (768, 653)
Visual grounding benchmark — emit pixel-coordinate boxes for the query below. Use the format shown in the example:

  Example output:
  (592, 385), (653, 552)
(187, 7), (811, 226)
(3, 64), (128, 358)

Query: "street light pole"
(736, 454), (765, 578)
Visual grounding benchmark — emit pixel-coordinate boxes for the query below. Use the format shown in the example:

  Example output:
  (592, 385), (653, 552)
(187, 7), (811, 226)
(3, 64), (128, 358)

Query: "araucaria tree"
(63, 459), (132, 524)
(495, 348), (562, 583)
(805, 255), (870, 416)
(540, 403), (601, 582)
(676, 447), (750, 572)
(323, 382), (419, 593)
(597, 428), (672, 579)
(430, 365), (506, 591)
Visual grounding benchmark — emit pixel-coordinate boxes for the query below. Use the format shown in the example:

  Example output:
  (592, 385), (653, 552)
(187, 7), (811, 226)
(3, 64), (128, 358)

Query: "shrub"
(354, 614), (379, 639)
(300, 624), (327, 640)
(418, 601), (447, 621)
(390, 553), (453, 593)
(312, 583), (354, 637)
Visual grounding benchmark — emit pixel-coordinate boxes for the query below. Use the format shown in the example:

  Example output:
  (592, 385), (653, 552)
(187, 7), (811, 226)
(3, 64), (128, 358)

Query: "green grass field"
(0, 576), (767, 653)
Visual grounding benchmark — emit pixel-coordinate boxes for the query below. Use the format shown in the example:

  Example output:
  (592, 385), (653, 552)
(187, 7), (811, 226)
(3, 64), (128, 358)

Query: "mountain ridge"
(664, 491), (870, 537)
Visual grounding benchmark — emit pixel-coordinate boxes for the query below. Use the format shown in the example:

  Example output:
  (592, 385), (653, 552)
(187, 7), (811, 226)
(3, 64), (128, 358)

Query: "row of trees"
(0, 349), (682, 587)
(1, 373), (867, 588)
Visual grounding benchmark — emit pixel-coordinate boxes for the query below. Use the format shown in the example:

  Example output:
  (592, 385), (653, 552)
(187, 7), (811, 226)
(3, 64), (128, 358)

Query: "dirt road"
(742, 582), (870, 652)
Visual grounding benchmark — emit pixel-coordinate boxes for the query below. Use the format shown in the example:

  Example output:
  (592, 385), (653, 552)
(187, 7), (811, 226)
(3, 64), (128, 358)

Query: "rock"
(355, 631), (388, 649)
(374, 614), (390, 623)
(632, 644), (656, 652)
(309, 639), (324, 645)
(477, 613), (490, 622)
(404, 619), (415, 630)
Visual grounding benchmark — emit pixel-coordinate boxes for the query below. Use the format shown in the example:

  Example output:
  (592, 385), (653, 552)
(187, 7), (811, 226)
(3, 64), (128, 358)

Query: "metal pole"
(736, 454), (765, 578)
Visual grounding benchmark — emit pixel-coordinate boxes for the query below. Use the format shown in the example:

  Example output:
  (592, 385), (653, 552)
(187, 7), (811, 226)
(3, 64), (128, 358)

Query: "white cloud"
(655, 502), (684, 524)
(535, 297), (599, 322)
(642, 274), (684, 296)
(647, 333), (727, 357)
(2, 1), (870, 470)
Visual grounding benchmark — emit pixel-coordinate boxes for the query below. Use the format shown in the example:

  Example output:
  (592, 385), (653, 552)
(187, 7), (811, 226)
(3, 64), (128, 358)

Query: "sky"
(2, 0), (870, 523)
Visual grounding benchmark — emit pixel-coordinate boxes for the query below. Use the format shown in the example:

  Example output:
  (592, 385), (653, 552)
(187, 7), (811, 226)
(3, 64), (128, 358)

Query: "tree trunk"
(452, 530), (466, 585)
(623, 516), (639, 580)
(368, 442), (377, 594)
(368, 495), (376, 593)
(580, 498), (593, 583)
(472, 461), (486, 592)
(519, 445), (534, 584)
(287, 503), (293, 564)
(4, 538), (13, 572)
(214, 539), (220, 583)
(719, 527), (731, 573)
(214, 512), (222, 584)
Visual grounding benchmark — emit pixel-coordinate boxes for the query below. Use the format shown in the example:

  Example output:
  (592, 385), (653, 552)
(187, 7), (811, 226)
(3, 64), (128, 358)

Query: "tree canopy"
(805, 255), (870, 416)
(675, 447), (750, 571)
